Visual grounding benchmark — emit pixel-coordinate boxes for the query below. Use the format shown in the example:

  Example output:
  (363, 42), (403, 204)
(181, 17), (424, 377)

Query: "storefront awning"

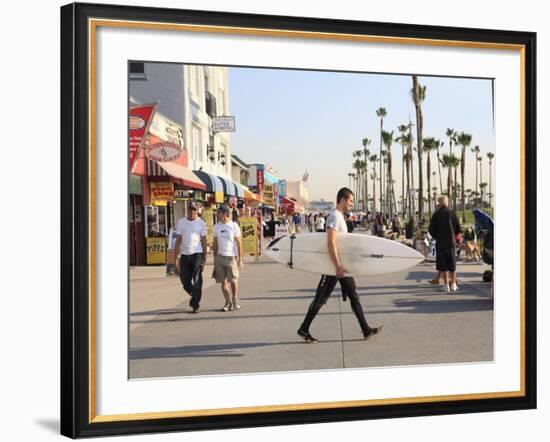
(193, 171), (224, 193)
(234, 182), (245, 198)
(218, 176), (237, 197)
(244, 188), (262, 202)
(151, 161), (206, 190)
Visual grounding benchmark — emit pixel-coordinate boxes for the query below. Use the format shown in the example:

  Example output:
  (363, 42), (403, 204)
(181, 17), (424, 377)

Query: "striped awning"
(193, 170), (224, 193)
(218, 176), (237, 197)
(147, 160), (206, 190)
(234, 182), (245, 198)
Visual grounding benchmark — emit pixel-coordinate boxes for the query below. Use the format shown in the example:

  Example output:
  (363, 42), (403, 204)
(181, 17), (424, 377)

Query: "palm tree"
(478, 155), (483, 202)
(446, 128), (457, 157)
(471, 145), (481, 208)
(380, 150), (388, 212)
(348, 172), (354, 189)
(456, 131), (473, 222)
(479, 182), (488, 207)
(422, 137), (437, 215)
(369, 154), (378, 212)
(382, 130), (396, 215)
(487, 152), (495, 208)
(353, 150), (365, 207)
(411, 76), (426, 220)
(396, 124), (410, 216)
(435, 139), (444, 196)
(450, 155), (461, 210)
(376, 107), (387, 212)
(441, 153), (459, 200)
(362, 137), (372, 211)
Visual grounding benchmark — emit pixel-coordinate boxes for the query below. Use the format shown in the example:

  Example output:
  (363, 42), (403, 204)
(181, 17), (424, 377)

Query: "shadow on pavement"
(130, 339), (350, 360)
(377, 298), (494, 314)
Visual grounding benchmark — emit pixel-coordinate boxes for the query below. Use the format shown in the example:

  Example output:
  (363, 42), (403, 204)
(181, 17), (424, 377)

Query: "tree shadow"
(375, 298), (494, 314)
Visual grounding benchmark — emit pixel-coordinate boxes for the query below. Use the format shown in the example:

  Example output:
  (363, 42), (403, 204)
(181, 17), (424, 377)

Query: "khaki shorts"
(212, 255), (239, 283)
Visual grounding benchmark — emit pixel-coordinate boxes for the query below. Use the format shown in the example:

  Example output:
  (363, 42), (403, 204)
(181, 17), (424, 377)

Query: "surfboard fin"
(287, 234), (297, 269)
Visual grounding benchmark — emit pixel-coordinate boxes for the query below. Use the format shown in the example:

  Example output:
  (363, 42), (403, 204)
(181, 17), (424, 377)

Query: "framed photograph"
(60, 2), (536, 438)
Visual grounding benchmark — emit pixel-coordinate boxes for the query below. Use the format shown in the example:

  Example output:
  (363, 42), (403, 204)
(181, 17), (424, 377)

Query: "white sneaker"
(221, 301), (232, 312)
(440, 284), (450, 293)
(450, 282), (459, 292)
(232, 299), (240, 310)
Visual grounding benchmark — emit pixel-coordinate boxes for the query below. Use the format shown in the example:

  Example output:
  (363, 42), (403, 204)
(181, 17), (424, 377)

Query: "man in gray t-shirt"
(297, 187), (383, 343)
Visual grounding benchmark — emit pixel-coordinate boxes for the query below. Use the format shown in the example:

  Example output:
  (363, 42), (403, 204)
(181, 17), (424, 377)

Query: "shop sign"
(150, 182), (174, 206)
(212, 116), (236, 133)
(149, 112), (185, 150)
(263, 183), (275, 206)
(174, 188), (192, 200)
(275, 225), (289, 238)
(146, 237), (166, 264)
(240, 217), (258, 256)
(215, 191), (225, 203)
(256, 165), (264, 196)
(202, 208), (215, 249)
(129, 103), (157, 171)
(146, 141), (182, 162)
(278, 179), (287, 197)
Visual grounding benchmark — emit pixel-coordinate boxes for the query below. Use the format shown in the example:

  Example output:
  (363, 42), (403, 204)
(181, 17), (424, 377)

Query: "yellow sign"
(150, 182), (174, 206)
(146, 237), (166, 264)
(240, 217), (258, 256)
(202, 208), (215, 249)
(215, 191), (225, 203)
(263, 183), (274, 206)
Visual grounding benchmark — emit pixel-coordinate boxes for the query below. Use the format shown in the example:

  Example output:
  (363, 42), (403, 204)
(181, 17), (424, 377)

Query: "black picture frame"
(60, 2), (537, 438)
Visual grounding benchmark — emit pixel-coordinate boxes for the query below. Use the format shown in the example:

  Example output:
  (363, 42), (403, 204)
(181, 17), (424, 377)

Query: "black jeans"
(300, 275), (371, 335)
(179, 253), (204, 309)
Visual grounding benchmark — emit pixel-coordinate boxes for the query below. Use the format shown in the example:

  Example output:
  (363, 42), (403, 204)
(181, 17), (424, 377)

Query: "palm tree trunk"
(475, 153), (479, 208)
(427, 155), (431, 214)
(401, 144), (405, 217)
(460, 146), (466, 222)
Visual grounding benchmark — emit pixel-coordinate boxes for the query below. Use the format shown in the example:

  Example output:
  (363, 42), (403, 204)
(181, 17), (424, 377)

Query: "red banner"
(129, 104), (157, 172)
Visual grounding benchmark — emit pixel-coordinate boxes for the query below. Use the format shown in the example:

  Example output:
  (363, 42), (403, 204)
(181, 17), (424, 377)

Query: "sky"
(227, 65), (495, 203)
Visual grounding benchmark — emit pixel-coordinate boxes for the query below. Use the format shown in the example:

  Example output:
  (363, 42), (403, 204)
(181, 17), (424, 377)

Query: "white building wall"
(286, 181), (310, 209)
(130, 62), (233, 180)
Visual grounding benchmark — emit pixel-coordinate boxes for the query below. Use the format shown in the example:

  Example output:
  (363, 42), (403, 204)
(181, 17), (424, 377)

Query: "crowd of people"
(168, 187), (491, 329)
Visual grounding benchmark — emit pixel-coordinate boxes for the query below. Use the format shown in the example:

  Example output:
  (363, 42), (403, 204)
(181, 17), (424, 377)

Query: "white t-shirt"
(175, 217), (207, 255)
(315, 217), (325, 230)
(213, 221), (241, 257)
(326, 209), (348, 233)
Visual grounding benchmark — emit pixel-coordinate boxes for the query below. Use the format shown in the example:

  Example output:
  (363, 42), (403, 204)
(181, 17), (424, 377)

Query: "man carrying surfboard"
(297, 187), (384, 343)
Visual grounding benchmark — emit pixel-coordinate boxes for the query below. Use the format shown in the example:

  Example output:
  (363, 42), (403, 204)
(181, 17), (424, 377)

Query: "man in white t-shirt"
(174, 202), (208, 313)
(297, 187), (383, 343)
(212, 205), (243, 312)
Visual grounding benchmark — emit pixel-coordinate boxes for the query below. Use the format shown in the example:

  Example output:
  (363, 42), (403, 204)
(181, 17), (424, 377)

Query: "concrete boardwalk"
(129, 250), (494, 379)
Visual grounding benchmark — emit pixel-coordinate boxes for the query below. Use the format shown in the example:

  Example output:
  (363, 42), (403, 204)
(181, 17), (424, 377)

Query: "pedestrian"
(174, 202), (208, 313)
(315, 213), (325, 232)
(212, 205), (243, 312)
(297, 187), (383, 343)
(344, 212), (355, 233)
(428, 195), (461, 292)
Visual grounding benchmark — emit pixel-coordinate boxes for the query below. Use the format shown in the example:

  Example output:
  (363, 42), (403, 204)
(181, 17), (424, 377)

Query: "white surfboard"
(265, 232), (424, 276)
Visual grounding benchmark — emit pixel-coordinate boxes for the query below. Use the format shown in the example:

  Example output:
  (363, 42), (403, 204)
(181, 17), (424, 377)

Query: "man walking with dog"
(428, 195), (461, 292)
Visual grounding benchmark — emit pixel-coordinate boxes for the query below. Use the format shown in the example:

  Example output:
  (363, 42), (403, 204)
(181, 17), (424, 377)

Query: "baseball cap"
(188, 201), (199, 211)
(217, 205), (230, 215)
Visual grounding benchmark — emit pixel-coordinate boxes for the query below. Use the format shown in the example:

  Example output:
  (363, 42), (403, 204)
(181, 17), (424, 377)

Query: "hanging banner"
(150, 182), (174, 206)
(129, 103), (157, 172)
(278, 180), (287, 197)
(256, 165), (264, 196)
(263, 183), (275, 206)
(215, 191), (225, 203)
(240, 217), (258, 256)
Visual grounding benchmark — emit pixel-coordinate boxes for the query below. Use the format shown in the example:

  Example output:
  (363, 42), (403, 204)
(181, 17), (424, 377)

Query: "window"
(129, 62), (147, 80)
(192, 125), (202, 163)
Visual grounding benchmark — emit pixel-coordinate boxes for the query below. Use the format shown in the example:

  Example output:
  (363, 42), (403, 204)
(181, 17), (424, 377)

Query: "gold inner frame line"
(87, 18), (527, 423)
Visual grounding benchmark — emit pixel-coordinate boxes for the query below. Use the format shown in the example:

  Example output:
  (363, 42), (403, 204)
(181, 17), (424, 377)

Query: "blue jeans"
(179, 253), (204, 309)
